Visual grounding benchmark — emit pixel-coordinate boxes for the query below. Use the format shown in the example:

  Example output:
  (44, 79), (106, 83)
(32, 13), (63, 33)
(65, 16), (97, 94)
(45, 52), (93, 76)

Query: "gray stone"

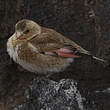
(13, 78), (101, 110)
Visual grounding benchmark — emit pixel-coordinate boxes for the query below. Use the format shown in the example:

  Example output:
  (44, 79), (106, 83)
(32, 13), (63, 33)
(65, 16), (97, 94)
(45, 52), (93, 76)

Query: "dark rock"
(12, 78), (102, 110)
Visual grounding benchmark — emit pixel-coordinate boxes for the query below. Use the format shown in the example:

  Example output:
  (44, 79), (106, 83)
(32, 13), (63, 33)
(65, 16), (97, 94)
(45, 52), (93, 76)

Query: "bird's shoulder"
(29, 27), (65, 45)
(27, 27), (66, 52)
(41, 27), (67, 41)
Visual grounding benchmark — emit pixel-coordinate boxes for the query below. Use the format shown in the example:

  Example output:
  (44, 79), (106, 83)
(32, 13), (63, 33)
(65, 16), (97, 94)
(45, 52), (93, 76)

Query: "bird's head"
(15, 19), (41, 41)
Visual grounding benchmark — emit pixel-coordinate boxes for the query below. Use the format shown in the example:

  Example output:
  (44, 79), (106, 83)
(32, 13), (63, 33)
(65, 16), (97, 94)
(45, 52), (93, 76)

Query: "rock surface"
(12, 78), (101, 110)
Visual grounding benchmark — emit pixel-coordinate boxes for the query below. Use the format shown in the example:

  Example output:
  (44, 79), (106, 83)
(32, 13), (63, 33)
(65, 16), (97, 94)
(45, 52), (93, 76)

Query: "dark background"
(0, 0), (110, 109)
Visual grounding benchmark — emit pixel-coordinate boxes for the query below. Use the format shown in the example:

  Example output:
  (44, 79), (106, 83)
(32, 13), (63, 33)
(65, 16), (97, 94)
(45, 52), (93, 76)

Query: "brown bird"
(7, 19), (105, 75)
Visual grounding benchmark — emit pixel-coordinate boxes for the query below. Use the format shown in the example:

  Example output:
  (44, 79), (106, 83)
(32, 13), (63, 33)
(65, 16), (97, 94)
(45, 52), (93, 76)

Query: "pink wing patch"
(56, 47), (79, 58)
(45, 47), (79, 58)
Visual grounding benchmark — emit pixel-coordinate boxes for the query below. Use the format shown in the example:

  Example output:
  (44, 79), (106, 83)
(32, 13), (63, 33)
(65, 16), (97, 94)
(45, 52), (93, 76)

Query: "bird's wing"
(28, 27), (91, 58)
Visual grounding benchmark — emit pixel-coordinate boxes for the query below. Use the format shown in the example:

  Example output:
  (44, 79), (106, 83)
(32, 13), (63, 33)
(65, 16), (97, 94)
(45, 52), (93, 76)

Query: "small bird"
(7, 19), (105, 75)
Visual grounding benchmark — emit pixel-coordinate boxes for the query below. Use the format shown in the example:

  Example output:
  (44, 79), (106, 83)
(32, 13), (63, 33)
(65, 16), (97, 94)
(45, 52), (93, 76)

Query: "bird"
(7, 19), (106, 76)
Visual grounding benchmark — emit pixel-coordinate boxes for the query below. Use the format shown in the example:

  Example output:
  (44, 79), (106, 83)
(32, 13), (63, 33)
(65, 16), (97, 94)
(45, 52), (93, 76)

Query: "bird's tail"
(92, 56), (106, 63)
(81, 50), (108, 66)
(79, 49), (107, 63)
(91, 55), (109, 67)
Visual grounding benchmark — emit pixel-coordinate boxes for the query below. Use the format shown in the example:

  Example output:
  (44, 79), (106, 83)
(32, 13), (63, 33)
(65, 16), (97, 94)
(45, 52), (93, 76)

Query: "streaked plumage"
(7, 19), (105, 75)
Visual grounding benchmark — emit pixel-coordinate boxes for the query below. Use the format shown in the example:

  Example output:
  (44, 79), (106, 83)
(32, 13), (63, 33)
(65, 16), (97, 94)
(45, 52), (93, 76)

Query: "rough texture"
(12, 79), (101, 110)
(0, 0), (110, 110)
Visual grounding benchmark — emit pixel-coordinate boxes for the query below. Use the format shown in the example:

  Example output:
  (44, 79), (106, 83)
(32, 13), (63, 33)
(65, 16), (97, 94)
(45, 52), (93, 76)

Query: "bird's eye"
(24, 30), (30, 34)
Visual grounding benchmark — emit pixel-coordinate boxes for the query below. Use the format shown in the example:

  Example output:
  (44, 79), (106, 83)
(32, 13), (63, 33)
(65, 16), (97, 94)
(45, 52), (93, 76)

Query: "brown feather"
(29, 27), (90, 55)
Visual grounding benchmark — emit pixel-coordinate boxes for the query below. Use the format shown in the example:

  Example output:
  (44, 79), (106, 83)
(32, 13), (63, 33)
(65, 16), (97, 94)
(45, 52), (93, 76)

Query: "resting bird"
(7, 19), (105, 75)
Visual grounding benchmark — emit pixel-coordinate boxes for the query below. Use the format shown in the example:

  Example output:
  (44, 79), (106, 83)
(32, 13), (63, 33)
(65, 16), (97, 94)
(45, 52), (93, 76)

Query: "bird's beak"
(16, 31), (22, 38)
